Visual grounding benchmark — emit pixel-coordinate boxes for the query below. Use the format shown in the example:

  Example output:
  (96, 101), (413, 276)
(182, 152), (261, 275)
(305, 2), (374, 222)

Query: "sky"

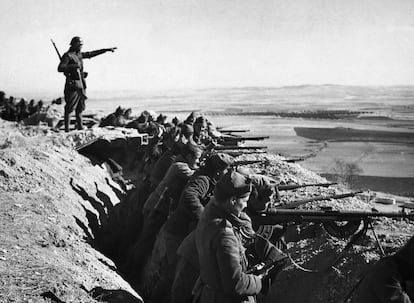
(1, 0), (414, 97)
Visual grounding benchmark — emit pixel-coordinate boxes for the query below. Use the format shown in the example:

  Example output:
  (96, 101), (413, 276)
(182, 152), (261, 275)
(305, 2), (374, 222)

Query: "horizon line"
(5, 83), (414, 100)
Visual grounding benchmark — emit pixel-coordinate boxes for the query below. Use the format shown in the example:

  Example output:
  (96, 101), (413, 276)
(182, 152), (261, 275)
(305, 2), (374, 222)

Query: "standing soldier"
(57, 36), (116, 132)
(0, 91), (5, 107)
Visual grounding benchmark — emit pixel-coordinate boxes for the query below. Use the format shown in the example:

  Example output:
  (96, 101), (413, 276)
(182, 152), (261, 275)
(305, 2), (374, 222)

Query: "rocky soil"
(0, 120), (143, 303)
(0, 119), (412, 303)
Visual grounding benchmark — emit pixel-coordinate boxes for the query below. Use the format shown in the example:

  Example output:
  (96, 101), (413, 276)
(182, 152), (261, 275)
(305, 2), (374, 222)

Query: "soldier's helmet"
(70, 36), (83, 46)
(180, 123), (194, 135)
(206, 153), (234, 171)
(215, 171), (252, 200)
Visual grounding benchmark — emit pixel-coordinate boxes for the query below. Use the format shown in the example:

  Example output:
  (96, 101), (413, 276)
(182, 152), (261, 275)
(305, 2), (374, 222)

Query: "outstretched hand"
(107, 47), (117, 52)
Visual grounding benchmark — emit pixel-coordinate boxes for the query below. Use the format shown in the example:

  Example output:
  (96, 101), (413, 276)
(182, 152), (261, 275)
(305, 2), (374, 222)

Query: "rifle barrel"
(219, 129), (249, 133)
(278, 182), (337, 191)
(221, 150), (267, 156)
(252, 208), (414, 225)
(214, 145), (267, 150)
(277, 191), (363, 209)
(50, 39), (62, 60)
(282, 158), (305, 163)
(221, 136), (270, 141)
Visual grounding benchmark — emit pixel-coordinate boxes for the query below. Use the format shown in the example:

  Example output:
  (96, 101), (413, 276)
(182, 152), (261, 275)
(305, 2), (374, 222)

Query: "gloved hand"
(254, 234), (287, 263)
(260, 273), (272, 295)
(254, 235), (289, 295)
(259, 262), (284, 295)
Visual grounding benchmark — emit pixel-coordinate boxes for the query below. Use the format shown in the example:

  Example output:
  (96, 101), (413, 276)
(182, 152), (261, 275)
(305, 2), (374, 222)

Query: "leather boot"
(64, 112), (70, 132)
(76, 112), (84, 130)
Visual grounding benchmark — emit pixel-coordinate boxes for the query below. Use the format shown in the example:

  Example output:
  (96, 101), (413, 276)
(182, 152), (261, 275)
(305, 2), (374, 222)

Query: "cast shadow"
(71, 178), (119, 259)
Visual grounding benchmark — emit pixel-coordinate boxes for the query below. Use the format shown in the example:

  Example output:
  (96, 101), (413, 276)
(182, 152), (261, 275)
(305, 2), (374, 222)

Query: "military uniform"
(164, 175), (215, 237)
(143, 174), (215, 301)
(352, 236), (414, 303)
(142, 155), (195, 216)
(0, 91), (5, 107)
(129, 155), (196, 288)
(171, 211), (259, 303)
(148, 149), (178, 188)
(58, 37), (115, 131)
(194, 202), (262, 303)
(170, 231), (199, 303)
(247, 174), (277, 213)
(145, 154), (233, 302)
(352, 257), (413, 303)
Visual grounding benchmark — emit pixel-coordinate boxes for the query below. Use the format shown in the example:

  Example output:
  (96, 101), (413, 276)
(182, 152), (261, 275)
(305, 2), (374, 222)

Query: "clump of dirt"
(0, 119), (412, 303)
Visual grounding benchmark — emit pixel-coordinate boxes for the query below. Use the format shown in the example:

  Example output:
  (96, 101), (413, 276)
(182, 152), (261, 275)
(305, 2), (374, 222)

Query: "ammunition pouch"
(66, 77), (86, 91)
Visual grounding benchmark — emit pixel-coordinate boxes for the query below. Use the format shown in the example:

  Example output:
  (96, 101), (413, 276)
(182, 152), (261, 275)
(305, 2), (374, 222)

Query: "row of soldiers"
(0, 91), (49, 122)
(96, 110), (413, 303)
(103, 111), (286, 303)
(100, 108), (215, 145)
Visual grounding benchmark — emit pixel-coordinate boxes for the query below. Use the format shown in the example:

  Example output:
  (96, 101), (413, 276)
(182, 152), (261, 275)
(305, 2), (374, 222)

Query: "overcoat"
(194, 202), (262, 303)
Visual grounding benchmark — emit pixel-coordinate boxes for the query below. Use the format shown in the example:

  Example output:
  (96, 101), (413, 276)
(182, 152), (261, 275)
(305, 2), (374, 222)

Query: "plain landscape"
(86, 85), (414, 196)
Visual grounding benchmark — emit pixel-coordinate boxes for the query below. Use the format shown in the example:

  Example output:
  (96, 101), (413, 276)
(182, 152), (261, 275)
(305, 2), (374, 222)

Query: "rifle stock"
(218, 129), (249, 133)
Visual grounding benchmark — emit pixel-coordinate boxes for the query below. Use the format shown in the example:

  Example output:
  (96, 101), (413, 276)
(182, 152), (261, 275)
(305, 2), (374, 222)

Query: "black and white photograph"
(1, 1), (413, 302)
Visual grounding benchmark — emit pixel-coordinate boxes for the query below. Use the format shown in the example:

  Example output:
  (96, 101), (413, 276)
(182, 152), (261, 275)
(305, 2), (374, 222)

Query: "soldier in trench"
(351, 234), (414, 303)
(192, 171), (265, 303)
(144, 153), (234, 302)
(127, 144), (203, 286)
(169, 171), (286, 303)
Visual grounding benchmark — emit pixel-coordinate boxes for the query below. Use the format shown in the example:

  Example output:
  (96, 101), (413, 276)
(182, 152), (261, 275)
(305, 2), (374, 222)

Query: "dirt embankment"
(0, 120), (142, 303)
(0, 120), (412, 303)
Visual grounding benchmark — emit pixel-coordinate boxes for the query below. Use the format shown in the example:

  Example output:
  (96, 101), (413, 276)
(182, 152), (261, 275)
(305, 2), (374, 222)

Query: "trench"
(72, 135), (157, 300)
(70, 135), (374, 303)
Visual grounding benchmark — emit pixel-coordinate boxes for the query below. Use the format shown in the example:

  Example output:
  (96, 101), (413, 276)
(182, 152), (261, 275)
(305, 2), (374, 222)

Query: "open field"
(83, 85), (414, 195)
(294, 126), (414, 143)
